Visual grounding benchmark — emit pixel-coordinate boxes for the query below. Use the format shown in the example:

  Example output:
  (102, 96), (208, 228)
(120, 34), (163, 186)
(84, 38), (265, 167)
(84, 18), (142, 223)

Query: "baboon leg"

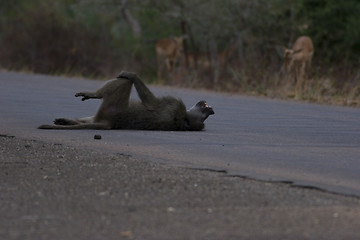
(75, 78), (132, 103)
(54, 116), (95, 125)
(96, 79), (132, 102)
(117, 72), (158, 107)
(38, 78), (134, 130)
(77, 116), (95, 123)
(38, 122), (111, 130)
(105, 79), (133, 107)
(94, 79), (133, 122)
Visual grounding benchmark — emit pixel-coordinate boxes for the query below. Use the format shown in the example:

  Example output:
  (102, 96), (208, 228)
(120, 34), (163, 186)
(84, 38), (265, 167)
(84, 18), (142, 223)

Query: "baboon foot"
(117, 71), (137, 80)
(38, 124), (55, 129)
(75, 92), (89, 101)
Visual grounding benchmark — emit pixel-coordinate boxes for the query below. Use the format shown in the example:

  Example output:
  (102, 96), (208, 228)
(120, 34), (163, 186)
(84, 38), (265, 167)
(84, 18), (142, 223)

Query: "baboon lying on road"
(38, 71), (214, 131)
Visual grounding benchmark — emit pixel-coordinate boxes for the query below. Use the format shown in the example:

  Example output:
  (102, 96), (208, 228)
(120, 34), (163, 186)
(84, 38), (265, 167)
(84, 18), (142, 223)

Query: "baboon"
(282, 36), (314, 99)
(38, 71), (214, 131)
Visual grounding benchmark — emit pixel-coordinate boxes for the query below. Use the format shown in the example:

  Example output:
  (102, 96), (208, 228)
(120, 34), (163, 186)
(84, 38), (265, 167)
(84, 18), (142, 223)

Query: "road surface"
(1, 71), (359, 196)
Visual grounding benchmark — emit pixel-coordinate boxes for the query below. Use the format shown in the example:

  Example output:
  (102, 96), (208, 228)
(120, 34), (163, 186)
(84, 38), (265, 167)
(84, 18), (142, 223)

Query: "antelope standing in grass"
(283, 36), (314, 99)
(155, 36), (184, 81)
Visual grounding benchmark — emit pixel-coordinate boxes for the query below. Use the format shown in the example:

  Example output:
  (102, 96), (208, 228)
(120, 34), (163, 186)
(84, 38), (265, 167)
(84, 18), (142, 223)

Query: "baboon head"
(186, 100), (214, 130)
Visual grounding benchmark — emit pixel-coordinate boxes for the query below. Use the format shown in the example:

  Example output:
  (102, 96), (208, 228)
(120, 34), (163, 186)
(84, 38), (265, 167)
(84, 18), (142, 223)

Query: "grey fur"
(38, 71), (214, 131)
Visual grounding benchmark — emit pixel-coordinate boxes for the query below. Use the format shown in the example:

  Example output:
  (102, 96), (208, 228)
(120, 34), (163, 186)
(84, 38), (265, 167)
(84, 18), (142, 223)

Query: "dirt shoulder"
(1, 135), (360, 240)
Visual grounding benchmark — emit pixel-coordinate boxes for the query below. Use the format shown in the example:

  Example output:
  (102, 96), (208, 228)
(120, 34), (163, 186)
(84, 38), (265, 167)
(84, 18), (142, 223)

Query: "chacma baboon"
(38, 71), (214, 131)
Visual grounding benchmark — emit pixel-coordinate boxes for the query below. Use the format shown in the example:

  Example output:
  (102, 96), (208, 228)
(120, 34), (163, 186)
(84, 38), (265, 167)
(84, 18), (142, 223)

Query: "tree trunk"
(121, 0), (141, 38)
(210, 40), (219, 88)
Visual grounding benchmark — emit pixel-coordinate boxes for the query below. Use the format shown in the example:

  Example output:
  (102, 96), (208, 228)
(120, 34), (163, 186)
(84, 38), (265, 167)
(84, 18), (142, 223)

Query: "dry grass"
(159, 66), (360, 108)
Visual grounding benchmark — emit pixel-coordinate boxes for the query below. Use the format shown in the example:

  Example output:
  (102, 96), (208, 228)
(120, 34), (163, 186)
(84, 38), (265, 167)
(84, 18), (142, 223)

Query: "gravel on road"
(1, 135), (360, 240)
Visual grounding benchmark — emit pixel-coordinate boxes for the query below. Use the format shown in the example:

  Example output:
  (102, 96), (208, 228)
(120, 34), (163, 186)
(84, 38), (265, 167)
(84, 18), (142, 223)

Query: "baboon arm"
(75, 79), (125, 101)
(117, 72), (158, 107)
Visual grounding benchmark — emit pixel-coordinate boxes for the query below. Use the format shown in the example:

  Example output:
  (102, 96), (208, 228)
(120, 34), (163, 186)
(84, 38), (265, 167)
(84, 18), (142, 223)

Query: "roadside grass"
(159, 66), (360, 108)
(0, 0), (358, 108)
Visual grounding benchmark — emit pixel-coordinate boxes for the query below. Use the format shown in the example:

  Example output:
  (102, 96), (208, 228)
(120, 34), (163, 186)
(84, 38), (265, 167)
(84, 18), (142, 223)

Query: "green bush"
(0, 0), (358, 105)
(0, 0), (142, 77)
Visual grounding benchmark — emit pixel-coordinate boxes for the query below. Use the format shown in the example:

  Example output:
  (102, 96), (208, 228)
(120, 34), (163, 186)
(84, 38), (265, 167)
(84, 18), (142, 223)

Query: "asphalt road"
(1, 71), (359, 197)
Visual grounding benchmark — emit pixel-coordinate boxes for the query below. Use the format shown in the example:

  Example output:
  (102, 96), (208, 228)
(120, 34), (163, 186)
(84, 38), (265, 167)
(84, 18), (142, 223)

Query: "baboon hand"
(75, 92), (89, 101)
(117, 71), (137, 80)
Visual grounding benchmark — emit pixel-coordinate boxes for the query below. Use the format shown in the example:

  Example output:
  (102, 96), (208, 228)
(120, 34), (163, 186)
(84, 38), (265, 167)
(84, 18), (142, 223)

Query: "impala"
(283, 36), (314, 99)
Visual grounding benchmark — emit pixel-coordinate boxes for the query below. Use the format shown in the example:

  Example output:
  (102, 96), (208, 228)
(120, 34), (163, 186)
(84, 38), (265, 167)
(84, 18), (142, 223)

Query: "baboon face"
(187, 100), (214, 123)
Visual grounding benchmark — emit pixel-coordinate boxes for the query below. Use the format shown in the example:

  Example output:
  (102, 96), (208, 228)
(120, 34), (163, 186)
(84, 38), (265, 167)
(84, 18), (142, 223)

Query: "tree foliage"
(297, 0), (360, 63)
(0, 0), (359, 96)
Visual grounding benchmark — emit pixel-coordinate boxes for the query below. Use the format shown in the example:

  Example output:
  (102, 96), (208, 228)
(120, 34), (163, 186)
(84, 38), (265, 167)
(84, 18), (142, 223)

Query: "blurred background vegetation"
(0, 0), (359, 106)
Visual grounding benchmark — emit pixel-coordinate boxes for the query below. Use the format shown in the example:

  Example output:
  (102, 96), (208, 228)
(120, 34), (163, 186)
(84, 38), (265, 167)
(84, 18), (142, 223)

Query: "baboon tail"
(38, 123), (111, 130)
